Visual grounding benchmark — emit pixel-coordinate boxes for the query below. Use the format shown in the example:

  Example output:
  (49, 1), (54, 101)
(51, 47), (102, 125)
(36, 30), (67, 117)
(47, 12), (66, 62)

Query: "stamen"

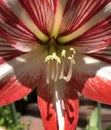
(70, 48), (76, 55)
(54, 62), (59, 82)
(51, 61), (55, 80)
(59, 50), (66, 80)
(46, 61), (50, 84)
(62, 48), (76, 81)
(52, 52), (61, 63)
(44, 47), (76, 83)
(63, 55), (75, 81)
(59, 61), (65, 80)
(61, 50), (66, 57)
(45, 52), (61, 83)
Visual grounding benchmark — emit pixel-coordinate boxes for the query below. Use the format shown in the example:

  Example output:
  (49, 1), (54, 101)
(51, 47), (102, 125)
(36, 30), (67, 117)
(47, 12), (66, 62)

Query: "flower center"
(44, 38), (76, 84)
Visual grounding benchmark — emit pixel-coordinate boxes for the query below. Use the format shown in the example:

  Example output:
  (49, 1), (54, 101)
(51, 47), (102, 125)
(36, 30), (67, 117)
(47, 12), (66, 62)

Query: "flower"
(0, 0), (111, 129)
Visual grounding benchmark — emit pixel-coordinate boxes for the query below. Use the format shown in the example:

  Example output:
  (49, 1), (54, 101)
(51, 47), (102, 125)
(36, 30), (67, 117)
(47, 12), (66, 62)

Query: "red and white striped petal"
(51, 0), (67, 37)
(73, 15), (111, 54)
(0, 77), (33, 106)
(89, 44), (111, 64)
(0, 1), (38, 52)
(70, 54), (111, 105)
(0, 0), (49, 50)
(0, 38), (24, 64)
(0, 45), (47, 105)
(19, 0), (56, 35)
(38, 81), (79, 130)
(59, 0), (111, 43)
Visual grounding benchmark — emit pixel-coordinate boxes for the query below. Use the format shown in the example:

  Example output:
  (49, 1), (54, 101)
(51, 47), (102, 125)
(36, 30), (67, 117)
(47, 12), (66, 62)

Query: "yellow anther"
(44, 52), (61, 64)
(44, 55), (52, 63)
(68, 57), (71, 60)
(68, 56), (76, 64)
(44, 47), (76, 84)
(52, 52), (61, 63)
(61, 50), (66, 57)
(70, 48), (76, 54)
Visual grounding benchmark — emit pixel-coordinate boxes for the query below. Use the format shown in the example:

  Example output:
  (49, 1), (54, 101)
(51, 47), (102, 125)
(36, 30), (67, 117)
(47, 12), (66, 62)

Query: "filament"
(59, 61), (65, 80)
(44, 47), (76, 84)
(51, 61), (56, 80)
(54, 62), (59, 82)
(46, 61), (50, 84)
(63, 55), (75, 81)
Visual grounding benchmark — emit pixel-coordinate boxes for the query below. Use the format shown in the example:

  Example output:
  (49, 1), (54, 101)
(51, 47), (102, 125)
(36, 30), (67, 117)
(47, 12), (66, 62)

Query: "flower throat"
(44, 37), (76, 84)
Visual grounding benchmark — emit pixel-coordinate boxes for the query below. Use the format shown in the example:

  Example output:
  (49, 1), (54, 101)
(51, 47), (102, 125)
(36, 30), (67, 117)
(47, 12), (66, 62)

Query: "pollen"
(44, 47), (76, 84)
(45, 52), (61, 64)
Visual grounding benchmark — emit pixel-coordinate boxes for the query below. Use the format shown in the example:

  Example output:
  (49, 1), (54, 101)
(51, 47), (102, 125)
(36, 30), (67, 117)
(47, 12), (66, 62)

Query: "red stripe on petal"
(38, 82), (79, 130)
(81, 76), (111, 105)
(0, 1), (34, 36)
(0, 46), (47, 90)
(0, 76), (34, 106)
(60, 0), (111, 35)
(19, 0), (56, 35)
(89, 45), (111, 64)
(38, 93), (58, 130)
(71, 55), (111, 105)
(64, 86), (79, 130)
(0, 50), (46, 105)
(0, 38), (24, 62)
(0, 1), (40, 51)
(71, 15), (111, 53)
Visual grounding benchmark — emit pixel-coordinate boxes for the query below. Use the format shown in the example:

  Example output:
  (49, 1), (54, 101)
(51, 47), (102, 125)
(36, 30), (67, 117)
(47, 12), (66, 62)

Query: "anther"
(45, 52), (61, 84)
(70, 48), (76, 54)
(44, 47), (76, 84)
(61, 50), (66, 57)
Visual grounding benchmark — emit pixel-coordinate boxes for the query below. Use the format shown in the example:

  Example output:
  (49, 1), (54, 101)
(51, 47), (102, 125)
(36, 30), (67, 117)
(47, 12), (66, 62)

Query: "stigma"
(44, 47), (76, 84)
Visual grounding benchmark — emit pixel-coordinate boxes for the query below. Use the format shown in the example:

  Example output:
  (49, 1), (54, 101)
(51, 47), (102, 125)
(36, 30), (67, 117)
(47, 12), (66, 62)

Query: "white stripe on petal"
(0, 38), (22, 61)
(4, 0), (48, 42)
(0, 63), (14, 80)
(97, 66), (111, 80)
(59, 2), (111, 43)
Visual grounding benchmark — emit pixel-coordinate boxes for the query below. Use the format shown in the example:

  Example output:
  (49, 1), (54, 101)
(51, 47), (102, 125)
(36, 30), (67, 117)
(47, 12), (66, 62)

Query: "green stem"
(9, 103), (18, 125)
(97, 102), (102, 130)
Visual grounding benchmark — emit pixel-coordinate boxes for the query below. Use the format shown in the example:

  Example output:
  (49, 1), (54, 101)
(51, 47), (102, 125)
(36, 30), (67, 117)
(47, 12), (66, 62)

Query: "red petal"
(0, 76), (33, 106)
(38, 83), (79, 130)
(59, 0), (111, 45)
(71, 54), (111, 105)
(0, 38), (24, 62)
(89, 44), (111, 64)
(0, 0), (48, 49)
(73, 15), (111, 53)
(80, 76), (111, 105)
(0, 47), (47, 87)
(19, 0), (56, 34)
(0, 47), (47, 105)
(60, 0), (110, 35)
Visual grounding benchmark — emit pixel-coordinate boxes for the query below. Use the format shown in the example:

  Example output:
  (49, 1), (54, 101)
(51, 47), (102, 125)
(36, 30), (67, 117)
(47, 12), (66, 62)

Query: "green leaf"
(85, 108), (99, 130)
(89, 109), (98, 127)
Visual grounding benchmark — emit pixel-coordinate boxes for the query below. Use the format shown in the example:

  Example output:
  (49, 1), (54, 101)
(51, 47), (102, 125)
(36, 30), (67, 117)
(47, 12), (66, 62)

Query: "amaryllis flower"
(0, 0), (111, 130)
